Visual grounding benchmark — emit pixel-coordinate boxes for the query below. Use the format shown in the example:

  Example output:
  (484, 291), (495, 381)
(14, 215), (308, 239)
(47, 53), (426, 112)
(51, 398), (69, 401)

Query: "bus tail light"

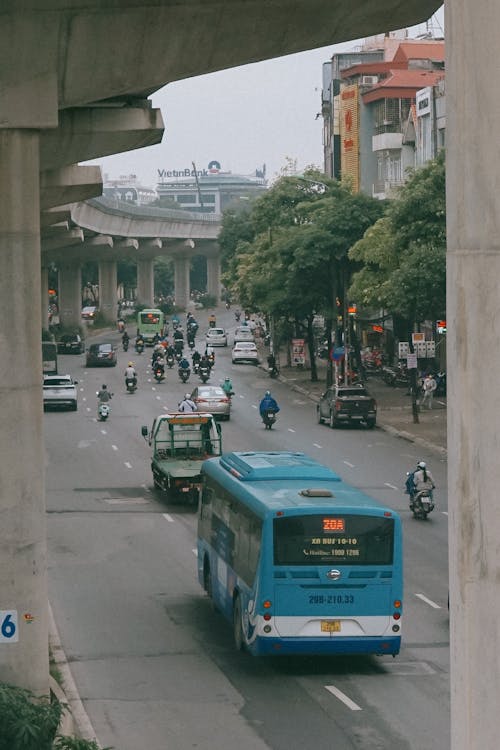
(393, 600), (401, 609)
(393, 613), (401, 620)
(263, 613), (272, 621)
(263, 600), (272, 609)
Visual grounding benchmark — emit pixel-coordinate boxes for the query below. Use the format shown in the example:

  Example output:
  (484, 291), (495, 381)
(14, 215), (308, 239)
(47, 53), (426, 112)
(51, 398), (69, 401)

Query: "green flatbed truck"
(141, 412), (222, 503)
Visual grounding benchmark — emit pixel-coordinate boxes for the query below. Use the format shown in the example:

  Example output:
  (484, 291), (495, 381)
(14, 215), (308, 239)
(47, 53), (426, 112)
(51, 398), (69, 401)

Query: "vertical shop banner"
(340, 84), (360, 193)
(291, 339), (306, 367)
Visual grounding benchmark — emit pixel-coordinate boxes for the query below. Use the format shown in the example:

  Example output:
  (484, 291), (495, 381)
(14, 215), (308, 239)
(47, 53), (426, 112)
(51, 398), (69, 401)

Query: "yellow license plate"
(321, 620), (341, 633)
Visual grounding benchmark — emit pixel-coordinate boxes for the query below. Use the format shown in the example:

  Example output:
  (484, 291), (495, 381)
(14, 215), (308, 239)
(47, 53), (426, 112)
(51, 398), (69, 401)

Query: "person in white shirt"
(421, 373), (437, 409)
(178, 394), (197, 413)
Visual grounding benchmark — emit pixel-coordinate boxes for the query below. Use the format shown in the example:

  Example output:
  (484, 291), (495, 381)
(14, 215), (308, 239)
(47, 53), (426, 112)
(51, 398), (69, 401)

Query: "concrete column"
(41, 265), (49, 330)
(0, 130), (48, 695)
(98, 259), (117, 323)
(206, 254), (221, 302)
(447, 3), (500, 748)
(174, 255), (190, 308)
(136, 258), (154, 307)
(58, 262), (82, 329)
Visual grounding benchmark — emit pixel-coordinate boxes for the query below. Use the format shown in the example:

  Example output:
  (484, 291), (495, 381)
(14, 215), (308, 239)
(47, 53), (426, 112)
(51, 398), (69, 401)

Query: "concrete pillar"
(136, 258), (154, 307)
(58, 262), (82, 329)
(174, 255), (190, 308)
(447, 3), (500, 748)
(98, 259), (117, 323)
(0, 129), (48, 695)
(206, 254), (221, 302)
(41, 265), (49, 330)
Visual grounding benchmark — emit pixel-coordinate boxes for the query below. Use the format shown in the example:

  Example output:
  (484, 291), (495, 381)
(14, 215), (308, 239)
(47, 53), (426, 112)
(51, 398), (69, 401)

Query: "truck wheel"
(366, 419), (376, 429)
(233, 595), (245, 651)
(317, 407), (323, 425)
(329, 410), (337, 429)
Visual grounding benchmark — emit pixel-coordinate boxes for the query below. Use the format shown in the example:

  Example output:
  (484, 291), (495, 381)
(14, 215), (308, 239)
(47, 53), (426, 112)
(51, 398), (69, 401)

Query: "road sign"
(406, 353), (418, 369)
(332, 346), (345, 361)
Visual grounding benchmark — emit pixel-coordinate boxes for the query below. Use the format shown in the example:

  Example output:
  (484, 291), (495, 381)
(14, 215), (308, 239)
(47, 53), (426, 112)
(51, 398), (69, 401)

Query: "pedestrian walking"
(421, 373), (437, 409)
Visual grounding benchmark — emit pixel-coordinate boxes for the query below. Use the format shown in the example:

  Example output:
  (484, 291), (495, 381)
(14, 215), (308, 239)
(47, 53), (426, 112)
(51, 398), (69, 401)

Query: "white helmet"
(185, 393), (191, 399)
(417, 461), (426, 469)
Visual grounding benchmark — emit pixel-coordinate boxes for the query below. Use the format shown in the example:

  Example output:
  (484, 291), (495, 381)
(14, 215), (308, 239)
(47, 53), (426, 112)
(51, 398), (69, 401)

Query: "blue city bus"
(137, 308), (165, 345)
(197, 451), (402, 656)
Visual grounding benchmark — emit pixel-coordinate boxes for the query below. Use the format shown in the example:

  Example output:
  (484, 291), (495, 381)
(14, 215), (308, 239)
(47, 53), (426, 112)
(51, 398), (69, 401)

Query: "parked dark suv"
(57, 333), (84, 354)
(317, 384), (377, 429)
(86, 342), (117, 367)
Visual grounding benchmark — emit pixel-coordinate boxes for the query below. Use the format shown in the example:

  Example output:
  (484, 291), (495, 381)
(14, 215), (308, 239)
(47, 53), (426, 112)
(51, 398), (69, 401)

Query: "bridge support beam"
(174, 255), (191, 309)
(58, 262), (82, 329)
(206, 255), (221, 302)
(98, 260), (117, 324)
(447, 2), (500, 748)
(136, 258), (155, 308)
(0, 129), (48, 695)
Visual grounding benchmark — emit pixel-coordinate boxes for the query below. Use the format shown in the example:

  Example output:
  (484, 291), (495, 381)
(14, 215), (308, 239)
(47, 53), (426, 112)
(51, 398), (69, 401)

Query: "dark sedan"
(86, 342), (117, 367)
(57, 333), (85, 354)
(317, 384), (377, 428)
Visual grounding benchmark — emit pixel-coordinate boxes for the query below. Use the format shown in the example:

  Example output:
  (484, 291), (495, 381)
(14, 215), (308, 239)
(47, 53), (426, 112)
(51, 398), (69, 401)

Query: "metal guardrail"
(87, 196), (222, 224)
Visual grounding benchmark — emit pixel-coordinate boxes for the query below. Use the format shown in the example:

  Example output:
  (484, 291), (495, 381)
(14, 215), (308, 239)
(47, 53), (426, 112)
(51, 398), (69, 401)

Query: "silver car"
(43, 374), (78, 411)
(205, 327), (228, 347)
(233, 326), (255, 343)
(190, 385), (231, 420)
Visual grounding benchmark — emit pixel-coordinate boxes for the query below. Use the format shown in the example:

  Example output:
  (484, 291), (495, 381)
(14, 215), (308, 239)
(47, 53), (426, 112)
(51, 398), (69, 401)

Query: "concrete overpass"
(42, 197), (223, 326)
(3, 3), (497, 750)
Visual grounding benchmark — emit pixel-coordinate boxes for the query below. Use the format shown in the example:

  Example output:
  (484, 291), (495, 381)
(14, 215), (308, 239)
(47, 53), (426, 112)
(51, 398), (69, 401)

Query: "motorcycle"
(179, 367), (191, 384)
(154, 366), (165, 383)
(409, 489), (435, 520)
(125, 377), (137, 394)
(122, 339), (129, 352)
(135, 341), (144, 355)
(192, 359), (200, 375)
(166, 353), (175, 369)
(262, 410), (277, 430)
(199, 365), (210, 383)
(235, 311), (241, 323)
(98, 402), (110, 421)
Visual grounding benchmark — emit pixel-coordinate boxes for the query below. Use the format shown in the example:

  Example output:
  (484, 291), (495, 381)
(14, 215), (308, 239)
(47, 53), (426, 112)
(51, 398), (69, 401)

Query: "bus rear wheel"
(233, 595), (245, 651)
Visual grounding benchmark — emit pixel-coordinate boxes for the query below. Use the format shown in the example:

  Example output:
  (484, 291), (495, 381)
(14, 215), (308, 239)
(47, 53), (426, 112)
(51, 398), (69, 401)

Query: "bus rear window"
(273, 514), (394, 566)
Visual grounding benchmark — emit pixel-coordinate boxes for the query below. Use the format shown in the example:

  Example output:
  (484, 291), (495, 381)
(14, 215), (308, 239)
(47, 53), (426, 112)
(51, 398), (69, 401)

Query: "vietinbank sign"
(158, 160), (221, 179)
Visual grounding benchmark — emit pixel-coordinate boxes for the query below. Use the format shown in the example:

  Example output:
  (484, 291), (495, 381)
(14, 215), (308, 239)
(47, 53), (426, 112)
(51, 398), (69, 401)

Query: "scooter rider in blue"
(259, 390), (280, 417)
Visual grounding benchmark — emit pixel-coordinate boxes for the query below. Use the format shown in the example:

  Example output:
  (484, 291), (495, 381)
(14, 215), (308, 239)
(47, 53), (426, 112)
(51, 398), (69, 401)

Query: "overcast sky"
(88, 10), (444, 189)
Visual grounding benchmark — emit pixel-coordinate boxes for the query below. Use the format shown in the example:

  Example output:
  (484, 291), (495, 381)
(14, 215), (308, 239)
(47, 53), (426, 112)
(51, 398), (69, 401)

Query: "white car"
(43, 374), (78, 411)
(232, 341), (260, 364)
(205, 327), (228, 347)
(233, 326), (255, 343)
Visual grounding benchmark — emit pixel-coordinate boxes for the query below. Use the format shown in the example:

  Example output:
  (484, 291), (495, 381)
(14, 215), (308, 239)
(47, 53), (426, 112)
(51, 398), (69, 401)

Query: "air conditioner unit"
(361, 75), (378, 85)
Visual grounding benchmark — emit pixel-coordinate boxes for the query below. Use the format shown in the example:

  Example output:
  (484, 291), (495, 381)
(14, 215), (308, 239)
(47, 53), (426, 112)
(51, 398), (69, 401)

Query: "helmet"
(128, 362), (133, 367)
(417, 461), (426, 469)
(265, 391), (271, 396)
(185, 393), (191, 399)
(225, 377), (230, 382)
(102, 384), (107, 389)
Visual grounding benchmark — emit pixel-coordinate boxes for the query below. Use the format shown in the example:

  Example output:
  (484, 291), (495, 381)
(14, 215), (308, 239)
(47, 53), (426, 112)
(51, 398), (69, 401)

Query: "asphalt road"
(46, 308), (450, 750)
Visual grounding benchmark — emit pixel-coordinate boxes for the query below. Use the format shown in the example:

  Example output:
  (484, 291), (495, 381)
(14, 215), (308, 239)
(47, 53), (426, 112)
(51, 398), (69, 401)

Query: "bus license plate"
(321, 620), (341, 633)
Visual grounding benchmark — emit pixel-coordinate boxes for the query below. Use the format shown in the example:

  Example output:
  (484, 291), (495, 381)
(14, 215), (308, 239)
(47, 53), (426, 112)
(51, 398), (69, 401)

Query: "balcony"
(372, 132), (403, 152)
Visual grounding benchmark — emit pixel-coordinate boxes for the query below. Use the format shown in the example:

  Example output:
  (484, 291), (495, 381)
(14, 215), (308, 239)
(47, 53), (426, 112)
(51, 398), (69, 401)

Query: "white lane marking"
(152, 386), (156, 391)
(343, 461), (355, 468)
(442, 511), (448, 516)
(124, 461), (132, 469)
(252, 404), (257, 409)
(86, 407), (91, 413)
(142, 483), (151, 493)
(288, 428), (296, 433)
(111, 445), (118, 451)
(100, 429), (107, 435)
(192, 548), (198, 557)
(325, 685), (362, 711)
(384, 482), (398, 490)
(163, 513), (174, 523)
(239, 394), (245, 399)
(156, 395), (161, 400)
(415, 593), (441, 609)
(313, 443), (323, 449)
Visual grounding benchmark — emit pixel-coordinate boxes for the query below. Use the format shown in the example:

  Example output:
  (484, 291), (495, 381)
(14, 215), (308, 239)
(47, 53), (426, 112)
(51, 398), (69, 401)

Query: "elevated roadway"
(42, 197), (223, 325)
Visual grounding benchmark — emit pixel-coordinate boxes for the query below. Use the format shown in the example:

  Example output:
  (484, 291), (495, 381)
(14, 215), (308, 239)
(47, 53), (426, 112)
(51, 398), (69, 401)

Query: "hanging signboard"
(291, 339), (306, 367)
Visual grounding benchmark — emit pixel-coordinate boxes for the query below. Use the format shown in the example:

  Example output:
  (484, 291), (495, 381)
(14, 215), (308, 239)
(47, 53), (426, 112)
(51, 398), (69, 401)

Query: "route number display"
(0, 610), (19, 642)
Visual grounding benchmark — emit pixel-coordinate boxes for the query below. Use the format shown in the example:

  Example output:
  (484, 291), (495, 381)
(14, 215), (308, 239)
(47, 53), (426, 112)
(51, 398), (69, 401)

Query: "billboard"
(340, 84), (360, 193)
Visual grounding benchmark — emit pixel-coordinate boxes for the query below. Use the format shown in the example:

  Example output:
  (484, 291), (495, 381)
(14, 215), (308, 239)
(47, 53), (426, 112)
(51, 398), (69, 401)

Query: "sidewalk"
(266, 356), (447, 458)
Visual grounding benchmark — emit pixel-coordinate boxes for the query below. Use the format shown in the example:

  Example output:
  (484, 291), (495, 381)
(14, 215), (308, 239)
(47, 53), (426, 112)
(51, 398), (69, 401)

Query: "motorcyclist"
(192, 349), (201, 366)
(222, 377), (233, 397)
(208, 313), (216, 328)
(406, 460), (436, 506)
(153, 350), (166, 376)
(205, 345), (215, 367)
(135, 334), (145, 352)
(259, 390), (280, 417)
(97, 384), (112, 404)
(124, 362), (137, 388)
(178, 393), (197, 413)
(122, 330), (129, 346)
(235, 309), (241, 322)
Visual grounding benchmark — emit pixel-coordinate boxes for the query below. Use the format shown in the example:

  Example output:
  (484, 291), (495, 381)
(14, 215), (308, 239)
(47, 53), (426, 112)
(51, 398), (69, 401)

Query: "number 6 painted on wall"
(0, 611), (18, 642)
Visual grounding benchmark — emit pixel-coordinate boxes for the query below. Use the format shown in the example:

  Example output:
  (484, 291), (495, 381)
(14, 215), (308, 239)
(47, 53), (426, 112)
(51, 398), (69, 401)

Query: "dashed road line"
(163, 513), (174, 522)
(288, 428), (296, 433)
(384, 482), (398, 490)
(124, 461), (132, 469)
(415, 593), (441, 609)
(325, 685), (362, 711)
(111, 445), (118, 451)
(343, 460), (355, 468)
(192, 548), (198, 557)
(251, 404), (257, 409)
(101, 429), (107, 435)
(313, 443), (323, 449)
